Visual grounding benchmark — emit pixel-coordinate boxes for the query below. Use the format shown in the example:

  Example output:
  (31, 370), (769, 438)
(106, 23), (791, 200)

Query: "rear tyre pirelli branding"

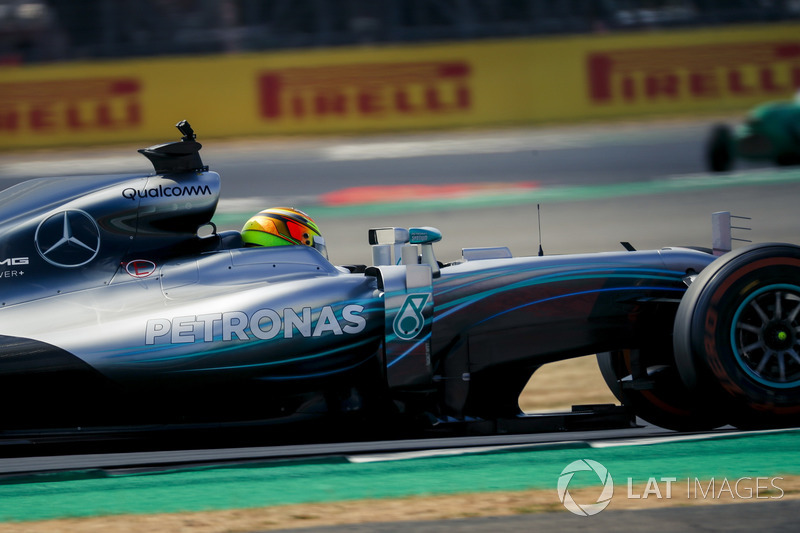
(674, 243), (800, 428)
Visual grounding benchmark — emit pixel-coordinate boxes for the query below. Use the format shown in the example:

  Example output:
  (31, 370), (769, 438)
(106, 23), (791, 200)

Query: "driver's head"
(241, 207), (321, 248)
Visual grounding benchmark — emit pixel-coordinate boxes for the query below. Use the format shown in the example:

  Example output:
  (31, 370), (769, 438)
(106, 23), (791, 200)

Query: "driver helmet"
(241, 207), (323, 250)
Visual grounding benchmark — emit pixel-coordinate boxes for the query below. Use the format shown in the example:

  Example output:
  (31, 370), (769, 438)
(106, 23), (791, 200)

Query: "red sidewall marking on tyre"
(709, 257), (800, 306)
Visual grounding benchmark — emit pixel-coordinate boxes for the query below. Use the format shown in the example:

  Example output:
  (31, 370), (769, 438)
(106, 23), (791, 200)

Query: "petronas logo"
(393, 294), (429, 340)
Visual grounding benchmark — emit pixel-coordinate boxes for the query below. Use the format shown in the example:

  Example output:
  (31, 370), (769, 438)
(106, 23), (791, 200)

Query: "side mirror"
(369, 227), (410, 245)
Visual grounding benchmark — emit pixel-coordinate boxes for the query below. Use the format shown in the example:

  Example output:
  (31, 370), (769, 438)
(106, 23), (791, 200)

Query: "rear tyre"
(706, 124), (734, 172)
(674, 243), (800, 429)
(597, 348), (726, 431)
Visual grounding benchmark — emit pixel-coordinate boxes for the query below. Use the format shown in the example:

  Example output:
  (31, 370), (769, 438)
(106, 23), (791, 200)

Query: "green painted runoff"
(0, 430), (798, 522)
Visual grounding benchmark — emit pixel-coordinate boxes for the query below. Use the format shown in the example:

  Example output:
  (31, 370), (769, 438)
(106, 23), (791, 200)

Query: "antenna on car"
(537, 204), (544, 256)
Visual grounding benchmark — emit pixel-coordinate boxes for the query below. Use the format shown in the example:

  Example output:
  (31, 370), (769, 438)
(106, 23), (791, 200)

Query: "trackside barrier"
(1, 22), (799, 149)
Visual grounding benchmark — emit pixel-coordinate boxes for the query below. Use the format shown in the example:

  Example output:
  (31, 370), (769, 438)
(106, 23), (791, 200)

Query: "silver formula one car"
(1, 122), (799, 443)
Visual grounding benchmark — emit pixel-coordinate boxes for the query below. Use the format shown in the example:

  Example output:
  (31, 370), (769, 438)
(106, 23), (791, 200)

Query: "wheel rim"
(731, 284), (800, 388)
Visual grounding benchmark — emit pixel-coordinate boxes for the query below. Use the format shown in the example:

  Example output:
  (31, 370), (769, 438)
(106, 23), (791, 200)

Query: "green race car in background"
(707, 94), (800, 172)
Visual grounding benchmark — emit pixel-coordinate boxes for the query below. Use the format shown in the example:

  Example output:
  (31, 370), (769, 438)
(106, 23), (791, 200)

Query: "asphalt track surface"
(0, 423), (673, 475)
(269, 500), (800, 533)
(2, 116), (800, 530)
(4, 115), (799, 267)
(198, 116), (800, 266)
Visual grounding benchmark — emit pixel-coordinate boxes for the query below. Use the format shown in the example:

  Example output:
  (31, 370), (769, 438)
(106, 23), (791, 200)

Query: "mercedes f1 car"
(707, 93), (800, 172)
(1, 122), (799, 443)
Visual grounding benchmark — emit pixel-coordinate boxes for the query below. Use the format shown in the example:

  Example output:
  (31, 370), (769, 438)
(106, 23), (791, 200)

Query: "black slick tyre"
(706, 124), (734, 173)
(673, 243), (800, 428)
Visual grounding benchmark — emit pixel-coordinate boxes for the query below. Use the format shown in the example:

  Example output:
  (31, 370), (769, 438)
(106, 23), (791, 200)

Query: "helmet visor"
(242, 230), (294, 247)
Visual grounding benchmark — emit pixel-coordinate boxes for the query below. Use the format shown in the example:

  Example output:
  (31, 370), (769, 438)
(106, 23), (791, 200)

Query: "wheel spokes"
(788, 301), (800, 322)
(778, 352), (787, 382)
(741, 341), (763, 354)
(750, 300), (770, 324)
(737, 323), (761, 335)
(755, 351), (774, 373)
(733, 287), (800, 385)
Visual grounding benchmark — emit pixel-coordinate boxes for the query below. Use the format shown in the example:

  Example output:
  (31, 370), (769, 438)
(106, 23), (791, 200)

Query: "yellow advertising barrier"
(1, 22), (799, 149)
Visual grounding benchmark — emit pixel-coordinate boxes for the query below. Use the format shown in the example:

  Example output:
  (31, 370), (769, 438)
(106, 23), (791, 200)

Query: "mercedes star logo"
(35, 209), (101, 268)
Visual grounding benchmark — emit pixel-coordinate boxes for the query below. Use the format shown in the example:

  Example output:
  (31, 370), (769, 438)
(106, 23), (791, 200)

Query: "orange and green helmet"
(241, 207), (322, 248)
